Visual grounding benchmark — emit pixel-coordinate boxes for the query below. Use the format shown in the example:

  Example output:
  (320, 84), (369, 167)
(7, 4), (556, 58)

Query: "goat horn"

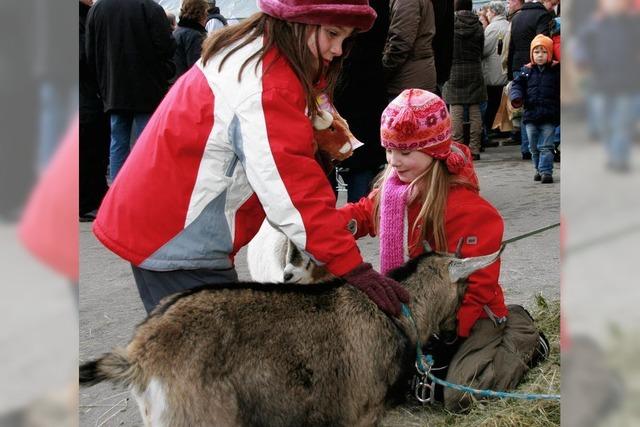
(448, 246), (505, 283)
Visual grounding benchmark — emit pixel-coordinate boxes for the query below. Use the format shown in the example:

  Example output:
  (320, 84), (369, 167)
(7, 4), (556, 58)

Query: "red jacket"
(339, 185), (508, 337)
(93, 38), (362, 276)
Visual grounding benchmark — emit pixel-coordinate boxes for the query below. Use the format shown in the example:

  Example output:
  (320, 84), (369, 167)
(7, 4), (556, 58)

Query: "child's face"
(386, 149), (434, 183)
(307, 25), (353, 68)
(532, 46), (549, 65)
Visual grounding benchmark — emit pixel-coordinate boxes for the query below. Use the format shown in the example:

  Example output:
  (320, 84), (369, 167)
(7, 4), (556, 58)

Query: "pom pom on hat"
(258, 0), (377, 31)
(445, 146), (467, 174)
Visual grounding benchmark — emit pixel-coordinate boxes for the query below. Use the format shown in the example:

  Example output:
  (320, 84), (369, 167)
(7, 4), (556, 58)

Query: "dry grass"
(381, 295), (560, 427)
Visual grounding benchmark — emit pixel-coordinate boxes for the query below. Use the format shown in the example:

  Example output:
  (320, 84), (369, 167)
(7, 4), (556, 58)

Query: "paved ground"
(79, 143), (560, 426)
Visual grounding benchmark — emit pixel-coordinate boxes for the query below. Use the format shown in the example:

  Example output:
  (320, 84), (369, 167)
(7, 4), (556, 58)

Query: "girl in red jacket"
(93, 0), (409, 315)
(340, 89), (547, 410)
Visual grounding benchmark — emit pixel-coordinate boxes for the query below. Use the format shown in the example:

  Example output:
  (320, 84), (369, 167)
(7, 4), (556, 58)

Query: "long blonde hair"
(371, 159), (477, 252)
(201, 13), (349, 118)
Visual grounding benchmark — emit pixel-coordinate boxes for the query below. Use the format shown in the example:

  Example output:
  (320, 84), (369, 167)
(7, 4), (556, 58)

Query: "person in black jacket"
(510, 34), (559, 184)
(205, 0), (228, 34)
(173, 0), (209, 80)
(85, 0), (176, 181)
(333, 0), (389, 202)
(80, 0), (110, 221)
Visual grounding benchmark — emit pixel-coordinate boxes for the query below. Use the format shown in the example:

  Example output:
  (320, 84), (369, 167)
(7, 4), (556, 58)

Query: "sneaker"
(534, 172), (541, 181)
(522, 152), (532, 160)
(541, 174), (553, 184)
(79, 209), (97, 223)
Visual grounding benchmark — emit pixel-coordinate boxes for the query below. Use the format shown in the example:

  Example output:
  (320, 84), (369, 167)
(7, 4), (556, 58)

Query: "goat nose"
(283, 272), (294, 282)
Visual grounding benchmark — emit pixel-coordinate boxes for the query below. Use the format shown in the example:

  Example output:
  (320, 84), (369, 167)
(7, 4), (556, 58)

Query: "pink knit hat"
(381, 89), (467, 174)
(258, 0), (377, 31)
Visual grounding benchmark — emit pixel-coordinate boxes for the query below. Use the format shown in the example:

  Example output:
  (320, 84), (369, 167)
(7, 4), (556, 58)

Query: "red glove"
(342, 263), (411, 317)
(511, 98), (523, 108)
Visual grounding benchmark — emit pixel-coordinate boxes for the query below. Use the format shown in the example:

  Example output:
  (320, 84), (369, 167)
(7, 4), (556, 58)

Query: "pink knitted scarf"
(379, 172), (409, 275)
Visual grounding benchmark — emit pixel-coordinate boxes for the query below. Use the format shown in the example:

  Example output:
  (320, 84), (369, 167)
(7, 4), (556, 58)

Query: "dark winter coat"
(510, 62), (560, 125)
(507, 2), (552, 77)
(442, 10), (487, 105)
(85, 0), (176, 113)
(206, 7), (228, 27)
(383, 0), (437, 96)
(173, 19), (207, 79)
(334, 0), (388, 172)
(573, 14), (640, 94)
(432, 0), (455, 86)
(80, 3), (103, 121)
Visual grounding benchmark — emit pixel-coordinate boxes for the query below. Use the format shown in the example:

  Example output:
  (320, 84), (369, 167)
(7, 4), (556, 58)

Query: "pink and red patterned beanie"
(258, 0), (377, 32)
(381, 89), (467, 174)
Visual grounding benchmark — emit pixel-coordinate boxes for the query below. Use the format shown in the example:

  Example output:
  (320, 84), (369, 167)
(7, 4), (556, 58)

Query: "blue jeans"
(592, 94), (636, 168)
(109, 112), (151, 181)
(513, 71), (530, 154)
(525, 123), (556, 175)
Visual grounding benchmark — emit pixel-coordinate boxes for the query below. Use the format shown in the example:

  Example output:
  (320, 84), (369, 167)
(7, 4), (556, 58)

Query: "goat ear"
(448, 245), (505, 283)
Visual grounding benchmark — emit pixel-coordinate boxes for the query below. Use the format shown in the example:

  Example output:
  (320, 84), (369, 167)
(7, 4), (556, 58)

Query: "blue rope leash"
(401, 304), (561, 402)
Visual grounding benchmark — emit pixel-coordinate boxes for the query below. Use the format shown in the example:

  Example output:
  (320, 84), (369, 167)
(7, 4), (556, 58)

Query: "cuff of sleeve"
(325, 245), (363, 277)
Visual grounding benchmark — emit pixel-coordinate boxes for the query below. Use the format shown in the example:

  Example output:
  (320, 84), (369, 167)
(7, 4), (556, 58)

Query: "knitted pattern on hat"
(379, 171), (409, 275)
(381, 89), (468, 174)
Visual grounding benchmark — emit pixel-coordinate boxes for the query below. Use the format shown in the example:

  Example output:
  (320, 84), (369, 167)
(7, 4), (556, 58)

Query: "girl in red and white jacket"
(93, 0), (409, 314)
(340, 89), (547, 411)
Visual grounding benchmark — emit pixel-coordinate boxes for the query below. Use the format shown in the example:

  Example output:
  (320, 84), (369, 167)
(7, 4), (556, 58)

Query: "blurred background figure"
(572, 0), (640, 172)
(508, 0), (552, 160)
(333, 0), (389, 202)
(80, 0), (110, 222)
(167, 11), (177, 31)
(432, 0), (455, 95)
(173, 0), (209, 80)
(383, 0), (438, 99)
(34, 0), (78, 175)
(443, 0), (486, 160)
(85, 0), (176, 181)
(482, 1), (510, 143)
(478, 5), (490, 28)
(205, 0), (228, 33)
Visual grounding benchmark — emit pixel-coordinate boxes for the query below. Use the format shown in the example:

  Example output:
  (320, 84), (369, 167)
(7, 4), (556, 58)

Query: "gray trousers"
(450, 104), (483, 155)
(131, 265), (238, 314)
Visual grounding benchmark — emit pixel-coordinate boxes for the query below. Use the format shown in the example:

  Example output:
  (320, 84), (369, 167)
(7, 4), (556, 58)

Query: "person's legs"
(512, 71), (530, 157)
(131, 265), (239, 314)
(109, 112), (133, 181)
(132, 112), (152, 143)
(79, 113), (110, 216)
(468, 104), (482, 156)
(450, 105), (465, 144)
(607, 95), (634, 171)
(525, 123), (541, 173)
(536, 123), (557, 178)
(485, 85), (504, 134)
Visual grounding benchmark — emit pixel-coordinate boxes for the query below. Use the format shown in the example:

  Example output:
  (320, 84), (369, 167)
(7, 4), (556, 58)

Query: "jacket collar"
(177, 18), (207, 33)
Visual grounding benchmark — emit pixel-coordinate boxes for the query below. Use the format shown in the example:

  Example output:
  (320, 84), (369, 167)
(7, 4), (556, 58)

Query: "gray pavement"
(79, 144), (560, 426)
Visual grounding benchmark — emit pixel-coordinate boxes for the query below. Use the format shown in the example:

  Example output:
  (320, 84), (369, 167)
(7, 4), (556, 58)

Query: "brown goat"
(80, 249), (502, 427)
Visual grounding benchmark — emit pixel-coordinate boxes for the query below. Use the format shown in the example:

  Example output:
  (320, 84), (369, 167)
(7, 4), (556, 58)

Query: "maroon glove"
(342, 263), (411, 317)
(511, 98), (523, 109)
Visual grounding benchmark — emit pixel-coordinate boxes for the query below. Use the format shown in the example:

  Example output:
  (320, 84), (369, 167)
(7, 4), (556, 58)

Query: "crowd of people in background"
(79, 0), (569, 220)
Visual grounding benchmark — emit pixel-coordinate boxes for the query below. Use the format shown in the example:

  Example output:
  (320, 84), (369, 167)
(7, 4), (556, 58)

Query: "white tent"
(155, 0), (259, 20)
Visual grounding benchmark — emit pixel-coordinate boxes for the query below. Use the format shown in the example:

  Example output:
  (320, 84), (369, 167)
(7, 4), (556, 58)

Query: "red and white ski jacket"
(93, 37), (363, 276)
(339, 186), (508, 337)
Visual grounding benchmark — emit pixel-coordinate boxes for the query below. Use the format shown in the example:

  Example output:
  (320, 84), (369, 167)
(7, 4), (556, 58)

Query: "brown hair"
(179, 0), (209, 22)
(371, 160), (477, 252)
(201, 13), (350, 118)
